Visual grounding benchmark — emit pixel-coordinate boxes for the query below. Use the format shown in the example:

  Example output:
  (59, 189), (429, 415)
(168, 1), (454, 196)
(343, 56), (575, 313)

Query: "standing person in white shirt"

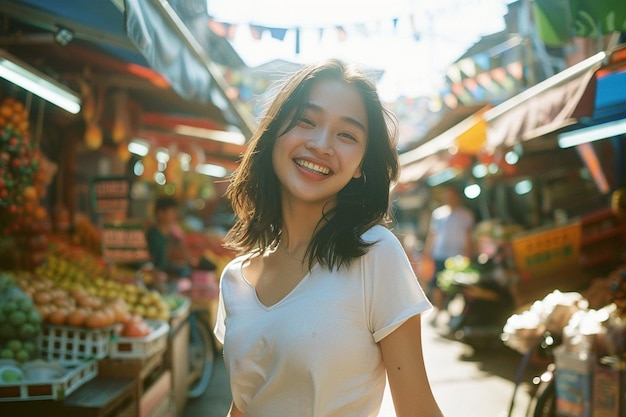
(423, 186), (475, 325)
(214, 59), (444, 417)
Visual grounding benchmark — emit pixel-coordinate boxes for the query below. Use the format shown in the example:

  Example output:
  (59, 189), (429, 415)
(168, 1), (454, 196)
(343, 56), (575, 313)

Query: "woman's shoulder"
(220, 254), (247, 278)
(361, 224), (396, 242)
(361, 224), (404, 254)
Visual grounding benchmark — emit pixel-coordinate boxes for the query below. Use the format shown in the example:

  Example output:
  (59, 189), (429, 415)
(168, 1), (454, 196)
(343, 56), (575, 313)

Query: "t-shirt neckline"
(239, 259), (318, 311)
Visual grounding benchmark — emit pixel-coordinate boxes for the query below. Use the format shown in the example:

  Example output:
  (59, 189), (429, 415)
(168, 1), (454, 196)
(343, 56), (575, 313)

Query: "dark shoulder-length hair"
(223, 58), (399, 270)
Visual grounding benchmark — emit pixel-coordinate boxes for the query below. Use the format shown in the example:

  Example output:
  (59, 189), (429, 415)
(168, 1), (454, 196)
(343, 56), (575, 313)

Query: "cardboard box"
(554, 346), (594, 417)
(593, 361), (622, 417)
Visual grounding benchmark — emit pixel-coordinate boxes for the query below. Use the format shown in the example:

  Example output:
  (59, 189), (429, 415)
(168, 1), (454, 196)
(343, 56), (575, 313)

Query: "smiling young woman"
(214, 59), (444, 417)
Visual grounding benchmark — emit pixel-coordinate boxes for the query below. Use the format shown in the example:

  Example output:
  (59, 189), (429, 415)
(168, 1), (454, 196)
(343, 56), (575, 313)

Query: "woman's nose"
(306, 128), (334, 155)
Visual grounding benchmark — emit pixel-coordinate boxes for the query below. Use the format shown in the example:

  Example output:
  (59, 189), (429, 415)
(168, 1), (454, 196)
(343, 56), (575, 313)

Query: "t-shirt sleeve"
(363, 227), (432, 342)
(213, 274), (227, 344)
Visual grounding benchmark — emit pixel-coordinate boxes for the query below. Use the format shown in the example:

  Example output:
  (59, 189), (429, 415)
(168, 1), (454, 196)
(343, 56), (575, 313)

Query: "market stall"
(0, 1), (243, 415)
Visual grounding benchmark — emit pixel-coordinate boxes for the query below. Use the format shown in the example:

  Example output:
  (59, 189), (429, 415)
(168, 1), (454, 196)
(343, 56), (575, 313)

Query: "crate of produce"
(38, 324), (114, 365)
(109, 320), (169, 359)
(0, 359), (98, 401)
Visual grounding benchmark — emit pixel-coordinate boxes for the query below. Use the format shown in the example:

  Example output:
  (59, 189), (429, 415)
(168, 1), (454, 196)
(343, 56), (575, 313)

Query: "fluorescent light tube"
(128, 139), (150, 156)
(174, 124), (246, 145)
(426, 167), (458, 186)
(0, 50), (81, 114)
(558, 118), (626, 148)
(196, 163), (227, 178)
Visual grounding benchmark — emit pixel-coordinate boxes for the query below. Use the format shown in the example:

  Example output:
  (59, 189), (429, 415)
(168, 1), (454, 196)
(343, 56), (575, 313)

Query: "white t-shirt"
(214, 225), (432, 417)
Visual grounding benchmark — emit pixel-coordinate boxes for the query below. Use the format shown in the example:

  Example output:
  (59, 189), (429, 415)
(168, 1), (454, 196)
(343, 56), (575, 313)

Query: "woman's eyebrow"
(304, 103), (367, 133)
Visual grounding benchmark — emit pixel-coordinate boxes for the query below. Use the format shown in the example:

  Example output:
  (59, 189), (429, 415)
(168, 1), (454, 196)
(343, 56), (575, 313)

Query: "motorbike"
(440, 252), (516, 350)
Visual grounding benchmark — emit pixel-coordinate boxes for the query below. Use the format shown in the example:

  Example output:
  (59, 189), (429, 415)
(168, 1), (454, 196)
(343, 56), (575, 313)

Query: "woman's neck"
(279, 200), (327, 253)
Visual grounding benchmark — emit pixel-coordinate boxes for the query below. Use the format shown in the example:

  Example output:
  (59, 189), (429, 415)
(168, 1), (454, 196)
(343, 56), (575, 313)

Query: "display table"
(2, 376), (137, 417)
(98, 346), (170, 417)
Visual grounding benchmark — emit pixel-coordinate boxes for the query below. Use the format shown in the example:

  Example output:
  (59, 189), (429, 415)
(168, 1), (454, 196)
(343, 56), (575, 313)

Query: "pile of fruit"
(0, 96), (51, 270)
(9, 269), (158, 340)
(0, 359), (66, 384)
(35, 249), (170, 322)
(70, 215), (102, 256)
(0, 273), (41, 363)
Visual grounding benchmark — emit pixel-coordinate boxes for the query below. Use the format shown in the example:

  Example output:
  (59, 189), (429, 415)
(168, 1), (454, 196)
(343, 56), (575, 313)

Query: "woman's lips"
(294, 159), (331, 175)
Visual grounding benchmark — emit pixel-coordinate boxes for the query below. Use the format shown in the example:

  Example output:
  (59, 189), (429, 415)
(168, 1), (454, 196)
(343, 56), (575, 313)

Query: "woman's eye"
(339, 132), (358, 142)
(298, 117), (314, 127)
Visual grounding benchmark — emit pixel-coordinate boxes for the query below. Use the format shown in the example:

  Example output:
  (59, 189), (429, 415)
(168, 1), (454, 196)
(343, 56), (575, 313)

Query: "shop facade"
(0, 1), (247, 415)
(396, 33), (626, 416)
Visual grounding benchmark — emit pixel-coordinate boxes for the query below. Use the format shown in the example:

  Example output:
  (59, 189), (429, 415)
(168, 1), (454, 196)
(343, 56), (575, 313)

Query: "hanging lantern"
(84, 122), (103, 150)
(111, 90), (130, 144)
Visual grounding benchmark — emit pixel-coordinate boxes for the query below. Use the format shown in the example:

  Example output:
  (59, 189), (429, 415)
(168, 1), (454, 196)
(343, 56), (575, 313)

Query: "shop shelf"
(580, 225), (626, 246)
(109, 320), (170, 360)
(0, 360), (98, 402)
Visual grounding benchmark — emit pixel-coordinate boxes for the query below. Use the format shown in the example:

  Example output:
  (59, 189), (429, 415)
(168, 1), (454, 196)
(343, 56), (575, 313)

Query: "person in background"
(214, 59), (444, 417)
(145, 196), (215, 287)
(423, 185), (475, 325)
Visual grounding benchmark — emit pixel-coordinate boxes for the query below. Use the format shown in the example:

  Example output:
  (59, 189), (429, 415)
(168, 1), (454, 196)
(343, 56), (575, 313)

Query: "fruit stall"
(0, 46), (236, 417)
(0, 0), (250, 411)
(0, 79), (235, 417)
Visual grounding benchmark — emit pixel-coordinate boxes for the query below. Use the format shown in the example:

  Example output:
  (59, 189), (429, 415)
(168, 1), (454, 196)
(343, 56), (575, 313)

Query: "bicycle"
(186, 300), (218, 399)
(177, 270), (222, 399)
(505, 331), (558, 417)
(160, 270), (220, 400)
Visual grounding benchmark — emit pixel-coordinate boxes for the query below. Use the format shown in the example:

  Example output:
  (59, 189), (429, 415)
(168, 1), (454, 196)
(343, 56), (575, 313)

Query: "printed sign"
(91, 177), (130, 219)
(101, 220), (150, 264)
(511, 221), (581, 276)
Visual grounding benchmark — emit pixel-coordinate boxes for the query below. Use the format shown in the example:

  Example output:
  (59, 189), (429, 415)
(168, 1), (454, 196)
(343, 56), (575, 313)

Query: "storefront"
(396, 39), (626, 417)
(0, 1), (244, 415)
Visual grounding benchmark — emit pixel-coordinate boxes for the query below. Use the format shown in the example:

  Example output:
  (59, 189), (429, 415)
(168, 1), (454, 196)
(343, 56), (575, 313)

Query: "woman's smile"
(294, 159), (331, 176)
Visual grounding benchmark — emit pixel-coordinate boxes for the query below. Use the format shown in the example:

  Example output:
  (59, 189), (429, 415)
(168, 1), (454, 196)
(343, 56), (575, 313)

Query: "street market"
(0, 1), (625, 417)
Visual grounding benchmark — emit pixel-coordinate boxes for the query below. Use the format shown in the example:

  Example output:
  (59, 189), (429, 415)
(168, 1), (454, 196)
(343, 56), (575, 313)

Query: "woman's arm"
(380, 314), (444, 417)
(227, 402), (244, 417)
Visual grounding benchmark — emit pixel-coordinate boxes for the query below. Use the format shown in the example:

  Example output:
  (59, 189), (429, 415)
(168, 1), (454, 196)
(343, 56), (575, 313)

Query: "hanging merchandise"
(0, 95), (51, 270)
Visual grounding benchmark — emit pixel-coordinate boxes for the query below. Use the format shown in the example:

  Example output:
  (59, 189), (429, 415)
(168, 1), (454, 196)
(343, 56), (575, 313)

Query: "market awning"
(398, 106), (490, 183)
(483, 51), (606, 151)
(571, 45), (626, 123)
(0, 0), (255, 138)
(483, 44), (626, 154)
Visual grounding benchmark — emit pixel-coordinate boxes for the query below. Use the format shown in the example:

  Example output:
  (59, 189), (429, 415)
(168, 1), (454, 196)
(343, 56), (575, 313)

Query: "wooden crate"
(98, 344), (167, 417)
(139, 370), (172, 417)
(0, 376), (137, 417)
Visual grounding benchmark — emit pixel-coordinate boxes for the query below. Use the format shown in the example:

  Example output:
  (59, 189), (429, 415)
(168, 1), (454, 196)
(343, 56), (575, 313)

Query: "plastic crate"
(109, 320), (169, 359)
(39, 324), (114, 365)
(0, 360), (98, 401)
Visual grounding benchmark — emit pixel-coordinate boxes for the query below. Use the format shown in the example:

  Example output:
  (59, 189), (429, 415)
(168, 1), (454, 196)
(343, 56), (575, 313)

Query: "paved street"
(184, 312), (541, 417)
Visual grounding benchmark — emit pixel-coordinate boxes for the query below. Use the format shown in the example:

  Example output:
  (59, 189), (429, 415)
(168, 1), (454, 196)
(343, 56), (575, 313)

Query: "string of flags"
(207, 17), (408, 54)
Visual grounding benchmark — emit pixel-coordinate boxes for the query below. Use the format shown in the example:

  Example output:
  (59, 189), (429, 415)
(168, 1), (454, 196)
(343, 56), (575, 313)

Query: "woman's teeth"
(296, 159), (330, 175)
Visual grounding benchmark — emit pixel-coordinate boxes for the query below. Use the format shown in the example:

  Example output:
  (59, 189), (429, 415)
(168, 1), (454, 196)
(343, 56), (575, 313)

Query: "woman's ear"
(353, 166), (363, 179)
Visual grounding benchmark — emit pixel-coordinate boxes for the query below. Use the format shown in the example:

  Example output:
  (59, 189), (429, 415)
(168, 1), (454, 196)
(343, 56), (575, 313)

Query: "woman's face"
(272, 78), (368, 208)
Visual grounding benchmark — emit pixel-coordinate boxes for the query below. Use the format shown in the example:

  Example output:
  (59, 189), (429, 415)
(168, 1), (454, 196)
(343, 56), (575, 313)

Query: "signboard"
(91, 177), (130, 219)
(101, 220), (150, 265)
(511, 221), (581, 276)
